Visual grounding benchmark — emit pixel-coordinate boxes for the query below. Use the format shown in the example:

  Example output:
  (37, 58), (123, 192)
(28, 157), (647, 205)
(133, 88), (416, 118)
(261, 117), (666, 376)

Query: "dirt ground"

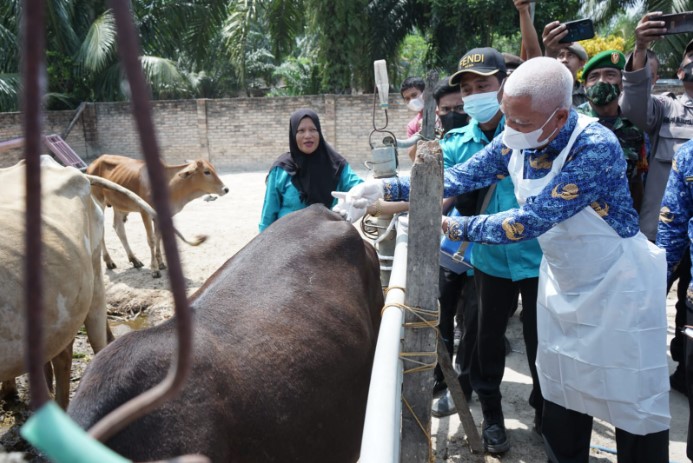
(0, 169), (690, 462)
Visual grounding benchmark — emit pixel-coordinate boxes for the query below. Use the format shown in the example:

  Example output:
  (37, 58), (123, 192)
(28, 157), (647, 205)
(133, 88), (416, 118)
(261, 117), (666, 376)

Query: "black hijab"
(270, 109), (347, 207)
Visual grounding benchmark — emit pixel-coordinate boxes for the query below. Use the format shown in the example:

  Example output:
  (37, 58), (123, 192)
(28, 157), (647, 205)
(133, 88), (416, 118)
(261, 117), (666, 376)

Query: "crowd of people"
(258, 4), (693, 462)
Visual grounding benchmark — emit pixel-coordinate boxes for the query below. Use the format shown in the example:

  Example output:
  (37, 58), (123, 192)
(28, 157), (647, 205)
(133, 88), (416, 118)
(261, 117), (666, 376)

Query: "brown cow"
(68, 205), (383, 462)
(87, 155), (229, 277)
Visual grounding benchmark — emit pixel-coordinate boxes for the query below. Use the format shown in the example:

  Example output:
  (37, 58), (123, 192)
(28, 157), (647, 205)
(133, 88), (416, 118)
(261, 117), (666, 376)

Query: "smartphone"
(660, 12), (693, 35)
(558, 18), (595, 44)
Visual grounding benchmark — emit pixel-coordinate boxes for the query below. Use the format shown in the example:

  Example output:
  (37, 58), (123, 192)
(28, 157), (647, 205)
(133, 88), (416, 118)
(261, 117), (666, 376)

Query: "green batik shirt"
(577, 102), (647, 179)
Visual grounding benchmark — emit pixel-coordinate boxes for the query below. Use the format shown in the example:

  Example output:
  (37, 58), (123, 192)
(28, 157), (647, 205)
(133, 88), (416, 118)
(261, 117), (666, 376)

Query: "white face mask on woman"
(502, 108), (560, 150)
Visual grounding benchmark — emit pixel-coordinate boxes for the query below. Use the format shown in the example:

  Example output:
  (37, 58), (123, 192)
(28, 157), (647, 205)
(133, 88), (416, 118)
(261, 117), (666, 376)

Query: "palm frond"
(45, 0), (80, 54)
(139, 55), (186, 94)
(77, 9), (116, 73)
(266, 0), (304, 61)
(222, 1), (261, 92)
(0, 72), (20, 112)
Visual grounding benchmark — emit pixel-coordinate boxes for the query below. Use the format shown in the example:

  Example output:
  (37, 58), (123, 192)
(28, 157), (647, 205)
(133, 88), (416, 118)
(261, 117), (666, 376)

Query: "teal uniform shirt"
(259, 164), (363, 232)
(440, 116), (543, 281)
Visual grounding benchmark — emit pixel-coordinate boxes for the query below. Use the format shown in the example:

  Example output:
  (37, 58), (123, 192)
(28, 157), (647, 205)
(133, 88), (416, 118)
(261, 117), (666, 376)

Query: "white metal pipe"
(359, 216), (409, 463)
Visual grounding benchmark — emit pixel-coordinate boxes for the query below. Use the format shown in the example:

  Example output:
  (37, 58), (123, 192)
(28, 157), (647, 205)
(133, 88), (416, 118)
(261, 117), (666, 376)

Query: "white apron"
(507, 115), (670, 435)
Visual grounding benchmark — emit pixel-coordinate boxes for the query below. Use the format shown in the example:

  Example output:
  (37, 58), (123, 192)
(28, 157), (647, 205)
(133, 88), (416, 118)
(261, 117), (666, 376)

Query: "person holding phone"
(620, 12), (693, 405)
(542, 21), (589, 106)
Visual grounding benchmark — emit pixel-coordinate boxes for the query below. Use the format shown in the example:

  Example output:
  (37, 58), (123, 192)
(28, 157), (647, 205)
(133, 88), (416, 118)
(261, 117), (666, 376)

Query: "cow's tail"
(84, 174), (206, 247)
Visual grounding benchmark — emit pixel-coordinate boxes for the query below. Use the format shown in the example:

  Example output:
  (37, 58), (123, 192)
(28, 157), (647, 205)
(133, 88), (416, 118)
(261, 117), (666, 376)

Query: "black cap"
(449, 48), (507, 86)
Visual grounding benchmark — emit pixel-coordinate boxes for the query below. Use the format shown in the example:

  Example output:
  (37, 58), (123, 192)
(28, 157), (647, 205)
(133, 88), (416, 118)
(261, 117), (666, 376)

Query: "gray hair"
(503, 57), (573, 112)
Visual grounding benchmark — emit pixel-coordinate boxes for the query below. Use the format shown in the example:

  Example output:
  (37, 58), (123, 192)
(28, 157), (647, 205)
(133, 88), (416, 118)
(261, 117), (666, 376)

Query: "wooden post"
(400, 72), (442, 463)
(436, 342), (484, 455)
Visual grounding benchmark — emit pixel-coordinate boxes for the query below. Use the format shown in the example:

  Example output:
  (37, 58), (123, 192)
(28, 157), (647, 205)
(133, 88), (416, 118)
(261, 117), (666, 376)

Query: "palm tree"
(222, 0), (305, 95)
(0, 0), (232, 112)
(0, 0), (19, 111)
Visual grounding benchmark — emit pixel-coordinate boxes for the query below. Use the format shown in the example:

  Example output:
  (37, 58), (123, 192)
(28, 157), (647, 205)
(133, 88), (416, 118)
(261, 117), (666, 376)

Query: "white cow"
(0, 157), (108, 408)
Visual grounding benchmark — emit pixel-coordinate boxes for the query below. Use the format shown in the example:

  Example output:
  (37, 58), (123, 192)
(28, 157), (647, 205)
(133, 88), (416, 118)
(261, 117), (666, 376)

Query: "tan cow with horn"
(87, 155), (229, 277)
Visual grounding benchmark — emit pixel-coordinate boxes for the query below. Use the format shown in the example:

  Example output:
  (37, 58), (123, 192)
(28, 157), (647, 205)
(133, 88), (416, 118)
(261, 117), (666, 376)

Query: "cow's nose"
(223, 186), (229, 194)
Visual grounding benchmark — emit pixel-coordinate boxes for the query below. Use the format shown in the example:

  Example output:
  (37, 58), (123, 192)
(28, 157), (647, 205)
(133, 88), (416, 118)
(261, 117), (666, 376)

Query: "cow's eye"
(204, 171), (211, 175)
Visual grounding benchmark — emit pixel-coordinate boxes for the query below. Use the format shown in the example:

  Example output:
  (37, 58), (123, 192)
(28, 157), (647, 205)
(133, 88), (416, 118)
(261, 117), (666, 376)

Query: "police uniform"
(621, 49), (693, 392)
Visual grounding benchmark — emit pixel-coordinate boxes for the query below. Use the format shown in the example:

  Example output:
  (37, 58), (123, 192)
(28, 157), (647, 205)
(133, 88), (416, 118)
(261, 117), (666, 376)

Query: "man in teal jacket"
(431, 47), (544, 453)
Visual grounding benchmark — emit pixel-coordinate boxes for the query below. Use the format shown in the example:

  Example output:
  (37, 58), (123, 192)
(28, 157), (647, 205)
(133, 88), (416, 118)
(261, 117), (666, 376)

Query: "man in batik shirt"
(337, 57), (670, 462)
(656, 139), (693, 461)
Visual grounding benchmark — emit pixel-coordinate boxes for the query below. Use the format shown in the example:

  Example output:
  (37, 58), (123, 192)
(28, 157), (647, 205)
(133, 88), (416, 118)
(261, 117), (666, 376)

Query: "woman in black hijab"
(259, 109), (363, 231)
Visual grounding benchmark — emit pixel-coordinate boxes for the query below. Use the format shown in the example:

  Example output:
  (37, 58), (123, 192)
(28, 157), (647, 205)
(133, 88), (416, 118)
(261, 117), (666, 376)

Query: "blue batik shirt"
(440, 117), (542, 281)
(383, 109), (640, 244)
(656, 139), (693, 285)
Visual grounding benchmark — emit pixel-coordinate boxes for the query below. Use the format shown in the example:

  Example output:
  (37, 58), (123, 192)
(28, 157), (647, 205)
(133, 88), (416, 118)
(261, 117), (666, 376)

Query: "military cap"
(581, 50), (626, 82)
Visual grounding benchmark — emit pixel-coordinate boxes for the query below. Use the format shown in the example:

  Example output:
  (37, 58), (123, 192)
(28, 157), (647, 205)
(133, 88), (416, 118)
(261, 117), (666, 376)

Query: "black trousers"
(434, 267), (474, 394)
(460, 268), (541, 423)
(670, 250), (691, 374)
(543, 400), (669, 463)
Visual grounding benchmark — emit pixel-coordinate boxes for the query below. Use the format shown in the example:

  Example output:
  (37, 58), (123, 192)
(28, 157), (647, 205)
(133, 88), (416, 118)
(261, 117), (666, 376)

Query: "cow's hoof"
(159, 262), (167, 270)
(130, 258), (144, 268)
(152, 270), (161, 278)
(106, 262), (117, 270)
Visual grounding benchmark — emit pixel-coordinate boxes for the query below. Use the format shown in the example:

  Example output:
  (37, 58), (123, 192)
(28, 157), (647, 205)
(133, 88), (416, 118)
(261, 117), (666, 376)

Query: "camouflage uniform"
(576, 103), (647, 180)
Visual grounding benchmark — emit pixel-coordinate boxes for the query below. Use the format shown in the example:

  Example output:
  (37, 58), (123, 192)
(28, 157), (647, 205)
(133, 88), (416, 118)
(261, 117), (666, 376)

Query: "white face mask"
(502, 108), (560, 150)
(407, 96), (424, 112)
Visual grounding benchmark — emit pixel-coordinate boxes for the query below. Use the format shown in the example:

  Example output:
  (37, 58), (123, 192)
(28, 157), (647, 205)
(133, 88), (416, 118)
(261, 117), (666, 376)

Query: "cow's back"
(69, 205), (383, 462)
(0, 159), (103, 379)
(87, 155), (149, 210)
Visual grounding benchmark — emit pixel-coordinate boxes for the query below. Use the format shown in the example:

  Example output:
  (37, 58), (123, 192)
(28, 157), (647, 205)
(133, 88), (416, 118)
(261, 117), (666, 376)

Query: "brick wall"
(0, 94), (417, 172)
(0, 81), (681, 171)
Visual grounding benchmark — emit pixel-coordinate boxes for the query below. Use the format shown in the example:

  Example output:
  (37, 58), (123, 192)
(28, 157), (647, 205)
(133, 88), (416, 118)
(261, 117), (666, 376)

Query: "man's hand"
(441, 215), (452, 235)
(542, 21), (568, 58)
(513, 0), (531, 14)
(635, 12), (665, 52)
(332, 180), (384, 223)
(630, 12), (665, 72)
